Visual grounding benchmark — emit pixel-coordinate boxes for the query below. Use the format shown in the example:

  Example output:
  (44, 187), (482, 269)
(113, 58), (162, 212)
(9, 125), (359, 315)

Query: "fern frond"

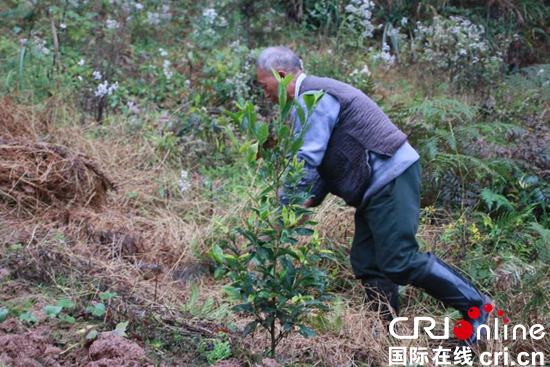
(458, 122), (525, 147)
(502, 64), (550, 102)
(420, 136), (441, 161)
(475, 121), (525, 138)
(431, 153), (501, 179)
(492, 255), (537, 288)
(494, 205), (535, 229)
(438, 128), (459, 152)
(480, 188), (514, 211)
(527, 222), (550, 243)
(410, 98), (477, 124)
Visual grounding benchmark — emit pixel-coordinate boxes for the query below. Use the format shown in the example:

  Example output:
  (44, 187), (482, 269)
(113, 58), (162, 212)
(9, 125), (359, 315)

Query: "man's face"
(256, 67), (280, 104)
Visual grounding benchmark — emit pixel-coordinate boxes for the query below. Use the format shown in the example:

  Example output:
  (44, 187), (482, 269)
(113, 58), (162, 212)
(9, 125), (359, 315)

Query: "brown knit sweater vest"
(299, 76), (407, 207)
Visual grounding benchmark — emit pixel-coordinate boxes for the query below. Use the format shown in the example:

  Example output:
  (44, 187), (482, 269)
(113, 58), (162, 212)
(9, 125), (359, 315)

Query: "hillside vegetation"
(1, 1), (549, 366)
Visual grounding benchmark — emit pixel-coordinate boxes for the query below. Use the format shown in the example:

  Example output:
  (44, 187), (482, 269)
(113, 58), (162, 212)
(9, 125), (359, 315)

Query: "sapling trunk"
(270, 317), (276, 358)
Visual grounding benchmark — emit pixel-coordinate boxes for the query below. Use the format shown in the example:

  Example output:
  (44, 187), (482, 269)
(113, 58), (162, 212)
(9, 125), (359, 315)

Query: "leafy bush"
(210, 73), (332, 357)
(199, 334), (232, 364)
(410, 15), (510, 92)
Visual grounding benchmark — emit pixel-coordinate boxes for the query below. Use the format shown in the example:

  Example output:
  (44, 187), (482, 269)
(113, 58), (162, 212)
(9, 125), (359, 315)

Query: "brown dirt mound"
(85, 333), (154, 367)
(0, 141), (115, 215)
(0, 331), (62, 367)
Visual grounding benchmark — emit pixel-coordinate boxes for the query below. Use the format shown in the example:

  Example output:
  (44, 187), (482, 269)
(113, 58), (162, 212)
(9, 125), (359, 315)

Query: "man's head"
(256, 46), (303, 103)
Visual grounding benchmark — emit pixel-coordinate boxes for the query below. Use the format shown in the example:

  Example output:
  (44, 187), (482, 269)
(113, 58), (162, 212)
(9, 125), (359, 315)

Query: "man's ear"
(277, 70), (288, 78)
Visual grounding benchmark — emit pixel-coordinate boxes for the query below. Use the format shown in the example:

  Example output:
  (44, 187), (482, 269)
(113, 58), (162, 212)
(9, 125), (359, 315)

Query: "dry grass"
(0, 96), (218, 313)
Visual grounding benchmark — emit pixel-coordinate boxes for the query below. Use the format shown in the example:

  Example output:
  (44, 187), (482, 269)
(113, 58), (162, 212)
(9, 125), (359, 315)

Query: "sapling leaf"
(298, 325), (316, 338)
(257, 123), (269, 145)
(112, 321), (129, 338)
(86, 303), (105, 317)
(86, 329), (98, 340)
(99, 292), (116, 301)
(0, 308), (8, 322)
(44, 305), (62, 318)
(58, 299), (75, 308)
(242, 320), (258, 336)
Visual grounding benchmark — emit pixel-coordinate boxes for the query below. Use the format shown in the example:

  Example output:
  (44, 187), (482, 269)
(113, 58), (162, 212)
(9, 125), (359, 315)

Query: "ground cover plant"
(1, 0), (549, 366)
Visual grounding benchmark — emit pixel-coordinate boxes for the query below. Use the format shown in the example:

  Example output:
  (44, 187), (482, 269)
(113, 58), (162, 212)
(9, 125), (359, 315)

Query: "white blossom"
(95, 81), (109, 97)
(359, 65), (370, 76)
(345, 0), (376, 38)
(126, 101), (141, 114)
(163, 60), (173, 80)
(106, 19), (120, 29)
(69, 0), (89, 7)
(24, 36), (50, 54)
(92, 71), (102, 80)
(161, 4), (171, 15)
(78, 59), (85, 66)
(203, 8), (217, 20)
(372, 43), (396, 68)
(95, 80), (118, 97)
(147, 12), (161, 25)
(179, 170), (190, 194)
(109, 82), (118, 94)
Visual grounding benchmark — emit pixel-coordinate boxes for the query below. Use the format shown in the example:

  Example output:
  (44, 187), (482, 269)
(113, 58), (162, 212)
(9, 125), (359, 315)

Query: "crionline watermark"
(387, 303), (546, 366)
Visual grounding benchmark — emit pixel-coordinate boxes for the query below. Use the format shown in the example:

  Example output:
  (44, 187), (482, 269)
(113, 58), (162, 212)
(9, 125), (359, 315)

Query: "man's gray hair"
(256, 46), (303, 73)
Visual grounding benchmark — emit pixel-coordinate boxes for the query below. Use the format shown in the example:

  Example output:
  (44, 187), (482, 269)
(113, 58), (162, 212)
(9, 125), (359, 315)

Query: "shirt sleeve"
(279, 91), (340, 207)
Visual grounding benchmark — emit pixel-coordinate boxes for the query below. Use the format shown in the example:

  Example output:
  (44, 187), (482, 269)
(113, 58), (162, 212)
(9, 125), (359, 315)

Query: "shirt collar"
(294, 73), (307, 100)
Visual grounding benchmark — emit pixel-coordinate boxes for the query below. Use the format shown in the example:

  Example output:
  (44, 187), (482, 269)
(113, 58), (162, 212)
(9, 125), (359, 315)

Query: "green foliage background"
(1, 0), (549, 365)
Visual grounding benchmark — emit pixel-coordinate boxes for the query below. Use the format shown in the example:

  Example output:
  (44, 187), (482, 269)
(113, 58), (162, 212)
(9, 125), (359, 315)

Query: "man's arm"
(280, 92), (340, 207)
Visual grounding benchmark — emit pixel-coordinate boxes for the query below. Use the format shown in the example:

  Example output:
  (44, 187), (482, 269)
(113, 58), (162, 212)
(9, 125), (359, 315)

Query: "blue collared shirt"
(281, 75), (419, 208)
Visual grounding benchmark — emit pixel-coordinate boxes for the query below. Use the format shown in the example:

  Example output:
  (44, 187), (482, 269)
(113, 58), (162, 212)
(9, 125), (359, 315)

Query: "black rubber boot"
(361, 278), (400, 322)
(412, 254), (491, 345)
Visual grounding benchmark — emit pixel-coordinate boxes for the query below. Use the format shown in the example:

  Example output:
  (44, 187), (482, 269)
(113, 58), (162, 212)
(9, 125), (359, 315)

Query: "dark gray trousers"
(351, 161), (429, 285)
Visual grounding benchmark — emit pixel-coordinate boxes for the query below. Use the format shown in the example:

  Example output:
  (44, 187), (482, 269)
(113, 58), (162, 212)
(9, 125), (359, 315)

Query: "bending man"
(255, 46), (490, 345)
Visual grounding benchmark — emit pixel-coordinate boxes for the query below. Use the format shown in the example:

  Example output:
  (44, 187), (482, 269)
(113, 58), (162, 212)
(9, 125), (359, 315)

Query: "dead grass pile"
(0, 142), (115, 215)
(0, 95), (116, 218)
(0, 96), (49, 141)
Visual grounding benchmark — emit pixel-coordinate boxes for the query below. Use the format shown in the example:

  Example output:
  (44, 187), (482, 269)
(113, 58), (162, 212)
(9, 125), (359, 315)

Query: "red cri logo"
(453, 303), (508, 340)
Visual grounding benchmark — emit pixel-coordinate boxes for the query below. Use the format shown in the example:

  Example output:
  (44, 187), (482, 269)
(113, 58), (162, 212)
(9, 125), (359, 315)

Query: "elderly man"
(255, 46), (490, 344)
